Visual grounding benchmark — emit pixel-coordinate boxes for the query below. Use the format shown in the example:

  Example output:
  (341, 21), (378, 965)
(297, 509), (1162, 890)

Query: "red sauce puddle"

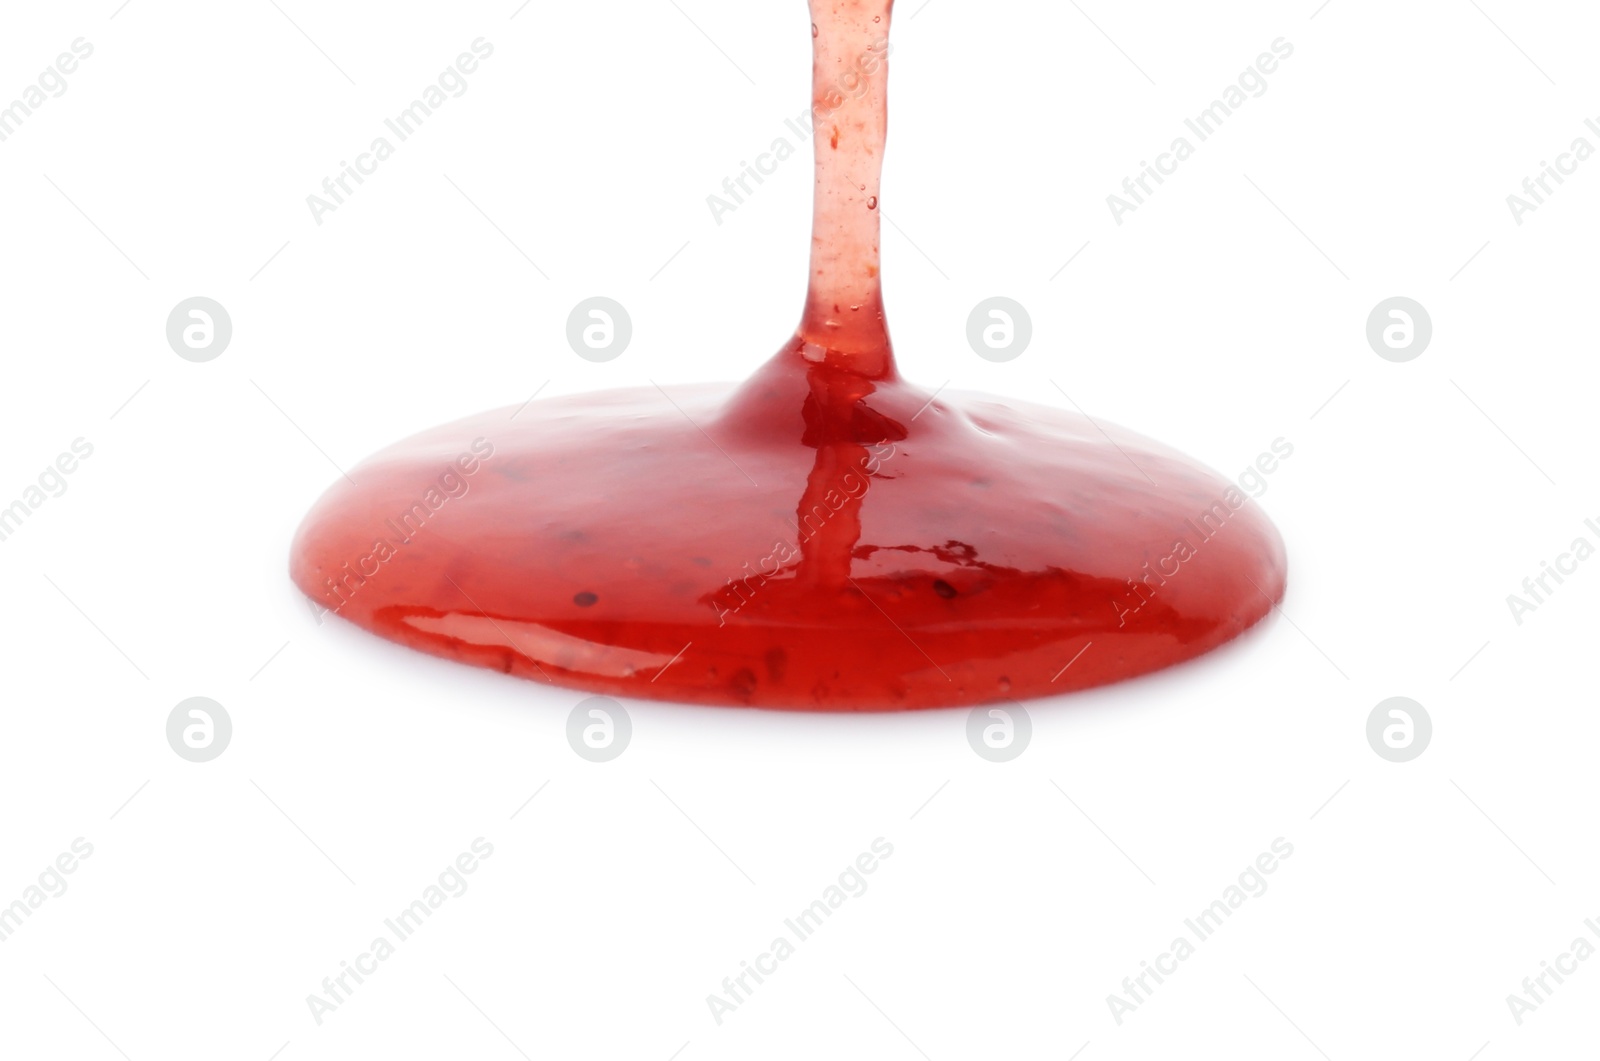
(290, 0), (1286, 710)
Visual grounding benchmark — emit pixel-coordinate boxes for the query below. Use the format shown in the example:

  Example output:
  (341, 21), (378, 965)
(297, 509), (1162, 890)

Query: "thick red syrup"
(289, 0), (1286, 710)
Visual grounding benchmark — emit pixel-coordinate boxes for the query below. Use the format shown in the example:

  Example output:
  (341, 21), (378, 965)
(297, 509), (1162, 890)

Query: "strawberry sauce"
(290, 0), (1287, 709)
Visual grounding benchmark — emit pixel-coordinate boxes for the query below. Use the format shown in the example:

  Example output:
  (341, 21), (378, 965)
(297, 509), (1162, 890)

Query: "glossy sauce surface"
(289, 0), (1287, 709)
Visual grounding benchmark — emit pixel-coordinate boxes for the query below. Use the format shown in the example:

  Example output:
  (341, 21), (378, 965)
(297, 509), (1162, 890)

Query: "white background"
(1, 0), (1596, 1058)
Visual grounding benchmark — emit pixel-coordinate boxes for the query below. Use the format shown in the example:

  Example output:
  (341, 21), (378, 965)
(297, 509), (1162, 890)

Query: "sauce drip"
(290, 0), (1287, 709)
